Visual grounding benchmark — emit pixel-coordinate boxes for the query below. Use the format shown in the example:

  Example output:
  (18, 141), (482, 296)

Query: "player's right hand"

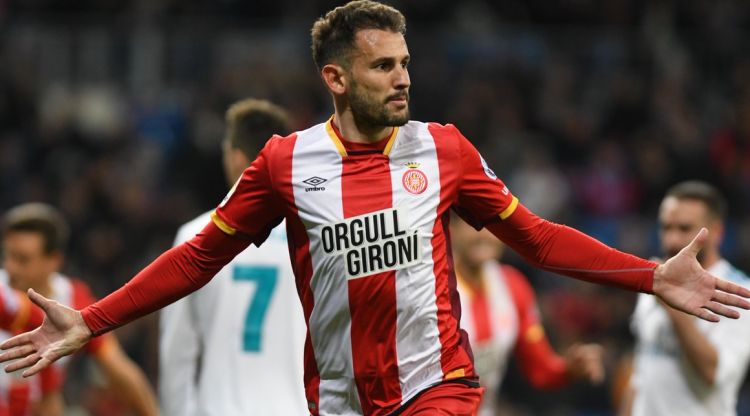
(564, 343), (605, 384)
(0, 288), (92, 377)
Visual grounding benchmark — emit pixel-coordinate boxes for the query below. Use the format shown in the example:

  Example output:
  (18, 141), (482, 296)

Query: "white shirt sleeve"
(159, 297), (200, 416)
(158, 220), (206, 416)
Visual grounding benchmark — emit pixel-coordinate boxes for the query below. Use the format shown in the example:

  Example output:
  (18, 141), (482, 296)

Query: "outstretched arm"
(0, 221), (249, 376)
(485, 203), (750, 321)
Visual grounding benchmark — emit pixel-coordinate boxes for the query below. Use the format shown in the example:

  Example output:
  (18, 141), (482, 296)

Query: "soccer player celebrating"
(1, 2), (749, 415)
(451, 216), (603, 415)
(159, 98), (307, 415)
(620, 181), (750, 416)
(0, 204), (158, 416)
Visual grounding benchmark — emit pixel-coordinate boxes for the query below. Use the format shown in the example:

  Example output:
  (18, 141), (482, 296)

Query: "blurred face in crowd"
(658, 196), (722, 264)
(338, 29), (411, 127)
(450, 218), (503, 272)
(2, 231), (61, 291)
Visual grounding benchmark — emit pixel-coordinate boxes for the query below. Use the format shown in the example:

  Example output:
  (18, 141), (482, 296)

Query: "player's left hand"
(653, 228), (750, 322)
(564, 343), (604, 384)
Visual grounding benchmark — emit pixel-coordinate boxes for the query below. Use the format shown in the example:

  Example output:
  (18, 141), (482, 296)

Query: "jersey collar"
(325, 115), (399, 157)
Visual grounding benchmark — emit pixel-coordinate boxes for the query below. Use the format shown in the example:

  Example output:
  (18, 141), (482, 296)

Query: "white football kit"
(631, 259), (750, 416)
(159, 212), (307, 416)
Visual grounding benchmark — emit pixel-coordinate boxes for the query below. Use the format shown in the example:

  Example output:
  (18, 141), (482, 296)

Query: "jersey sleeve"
(39, 365), (64, 395)
(450, 125), (518, 228)
(485, 203), (656, 293)
(0, 284), (44, 332)
(212, 139), (285, 245)
(70, 280), (113, 354)
(82, 221), (251, 336)
(504, 265), (569, 390)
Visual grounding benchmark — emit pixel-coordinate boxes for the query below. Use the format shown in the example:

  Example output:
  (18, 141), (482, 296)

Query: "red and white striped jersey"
(213, 118), (517, 415)
(457, 263), (519, 407)
(0, 272), (108, 416)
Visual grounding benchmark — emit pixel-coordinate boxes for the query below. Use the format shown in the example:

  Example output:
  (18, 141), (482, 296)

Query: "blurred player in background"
(0, 283), (45, 416)
(2, 2), (750, 416)
(451, 215), (603, 415)
(159, 98), (306, 415)
(620, 181), (750, 416)
(0, 203), (158, 416)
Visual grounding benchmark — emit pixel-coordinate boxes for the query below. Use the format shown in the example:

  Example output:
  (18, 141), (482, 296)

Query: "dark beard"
(348, 85), (409, 128)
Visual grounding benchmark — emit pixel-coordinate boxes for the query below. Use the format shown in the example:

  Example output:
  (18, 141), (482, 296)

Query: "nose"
(661, 230), (685, 254)
(394, 65), (410, 90)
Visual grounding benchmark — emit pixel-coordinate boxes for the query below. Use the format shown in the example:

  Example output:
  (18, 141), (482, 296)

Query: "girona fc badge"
(402, 162), (428, 194)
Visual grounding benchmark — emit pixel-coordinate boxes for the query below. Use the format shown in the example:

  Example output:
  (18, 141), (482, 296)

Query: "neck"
(455, 259), (484, 292)
(700, 250), (722, 270)
(333, 104), (392, 144)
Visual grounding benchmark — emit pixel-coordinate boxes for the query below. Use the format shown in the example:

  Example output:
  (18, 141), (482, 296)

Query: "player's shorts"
(391, 379), (484, 416)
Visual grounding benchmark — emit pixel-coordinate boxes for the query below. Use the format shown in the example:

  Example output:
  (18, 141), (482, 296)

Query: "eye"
(375, 62), (392, 71)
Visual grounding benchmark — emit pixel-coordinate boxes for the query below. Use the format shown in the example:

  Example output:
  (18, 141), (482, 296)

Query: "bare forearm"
(112, 363), (159, 416)
(99, 349), (159, 416)
(666, 306), (718, 384)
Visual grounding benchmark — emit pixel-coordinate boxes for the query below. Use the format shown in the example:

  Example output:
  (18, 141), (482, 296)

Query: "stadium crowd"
(1, 0), (749, 414)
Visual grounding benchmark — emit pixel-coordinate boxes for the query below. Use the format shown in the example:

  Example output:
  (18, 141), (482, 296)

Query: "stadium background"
(1, 0), (749, 414)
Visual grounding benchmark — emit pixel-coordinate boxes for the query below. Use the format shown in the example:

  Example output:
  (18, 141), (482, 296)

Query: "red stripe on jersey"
(430, 123), (476, 380)
(342, 153), (402, 413)
(272, 134), (322, 414)
(470, 291), (492, 343)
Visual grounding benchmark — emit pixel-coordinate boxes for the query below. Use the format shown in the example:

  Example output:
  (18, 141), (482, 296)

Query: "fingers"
(0, 332), (34, 350)
(4, 352), (41, 373)
(711, 290), (750, 310)
(567, 344), (605, 384)
(0, 344), (37, 363)
(715, 278), (750, 300)
(691, 307), (720, 323)
(681, 228), (708, 257)
(704, 301), (740, 319)
(22, 356), (53, 378)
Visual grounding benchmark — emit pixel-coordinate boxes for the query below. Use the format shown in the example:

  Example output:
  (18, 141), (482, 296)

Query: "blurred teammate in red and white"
(0, 203), (158, 416)
(451, 215), (604, 415)
(0, 281), (45, 416)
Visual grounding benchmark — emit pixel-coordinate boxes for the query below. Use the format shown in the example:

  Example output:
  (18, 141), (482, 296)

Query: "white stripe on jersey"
(389, 122), (445, 402)
(292, 123), (363, 415)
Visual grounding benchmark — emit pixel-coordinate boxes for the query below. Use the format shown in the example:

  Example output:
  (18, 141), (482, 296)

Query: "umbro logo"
(303, 176), (327, 192)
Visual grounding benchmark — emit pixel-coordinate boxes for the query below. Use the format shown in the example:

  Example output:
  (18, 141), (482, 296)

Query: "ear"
(228, 147), (252, 181)
(321, 64), (347, 95)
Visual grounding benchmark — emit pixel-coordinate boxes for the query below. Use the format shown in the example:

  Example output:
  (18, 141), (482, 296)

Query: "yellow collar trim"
(325, 116), (399, 157)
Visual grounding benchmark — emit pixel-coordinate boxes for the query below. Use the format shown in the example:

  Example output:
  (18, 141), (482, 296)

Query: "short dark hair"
(310, 0), (406, 70)
(225, 98), (291, 158)
(665, 181), (728, 220)
(2, 203), (70, 254)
